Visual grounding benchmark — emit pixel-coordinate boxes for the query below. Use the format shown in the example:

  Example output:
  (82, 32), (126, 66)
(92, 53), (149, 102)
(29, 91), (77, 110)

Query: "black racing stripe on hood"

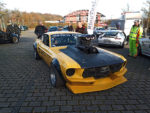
(60, 46), (124, 68)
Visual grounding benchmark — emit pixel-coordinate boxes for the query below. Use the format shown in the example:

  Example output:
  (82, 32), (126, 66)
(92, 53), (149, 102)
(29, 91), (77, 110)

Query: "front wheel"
(50, 64), (65, 88)
(138, 45), (142, 56)
(120, 42), (124, 48)
(34, 49), (40, 60)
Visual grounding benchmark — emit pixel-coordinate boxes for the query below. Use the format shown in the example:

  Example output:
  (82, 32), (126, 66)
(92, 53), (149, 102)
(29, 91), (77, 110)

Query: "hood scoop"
(76, 34), (99, 54)
(77, 45), (99, 54)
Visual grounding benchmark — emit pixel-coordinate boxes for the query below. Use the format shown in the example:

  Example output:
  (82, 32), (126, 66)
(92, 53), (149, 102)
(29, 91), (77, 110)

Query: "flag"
(87, 0), (99, 34)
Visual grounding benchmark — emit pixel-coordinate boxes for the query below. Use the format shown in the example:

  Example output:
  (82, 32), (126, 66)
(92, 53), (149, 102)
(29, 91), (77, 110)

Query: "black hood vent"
(76, 34), (98, 54)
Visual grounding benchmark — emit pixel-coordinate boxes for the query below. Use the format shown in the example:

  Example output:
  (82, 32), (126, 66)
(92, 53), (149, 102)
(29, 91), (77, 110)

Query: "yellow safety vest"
(129, 26), (143, 39)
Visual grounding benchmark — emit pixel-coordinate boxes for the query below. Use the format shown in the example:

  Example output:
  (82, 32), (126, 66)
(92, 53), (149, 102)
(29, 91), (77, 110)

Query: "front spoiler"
(66, 68), (127, 94)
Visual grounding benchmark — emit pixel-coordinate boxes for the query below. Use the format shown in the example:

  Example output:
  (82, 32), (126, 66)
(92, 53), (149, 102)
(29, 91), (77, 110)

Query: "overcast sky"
(2, 0), (147, 19)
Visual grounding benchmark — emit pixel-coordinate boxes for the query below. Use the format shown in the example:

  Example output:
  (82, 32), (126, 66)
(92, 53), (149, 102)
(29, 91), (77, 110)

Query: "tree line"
(0, 2), (62, 30)
(0, 1), (150, 33)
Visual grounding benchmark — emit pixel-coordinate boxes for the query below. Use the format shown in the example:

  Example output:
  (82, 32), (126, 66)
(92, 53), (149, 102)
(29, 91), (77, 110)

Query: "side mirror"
(149, 37), (150, 39)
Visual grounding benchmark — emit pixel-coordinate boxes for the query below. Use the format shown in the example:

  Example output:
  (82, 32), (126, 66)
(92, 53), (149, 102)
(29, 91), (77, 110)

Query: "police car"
(139, 37), (150, 57)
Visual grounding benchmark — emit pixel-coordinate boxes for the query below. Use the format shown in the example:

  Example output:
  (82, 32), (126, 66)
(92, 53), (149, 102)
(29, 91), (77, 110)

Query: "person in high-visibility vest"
(129, 20), (143, 58)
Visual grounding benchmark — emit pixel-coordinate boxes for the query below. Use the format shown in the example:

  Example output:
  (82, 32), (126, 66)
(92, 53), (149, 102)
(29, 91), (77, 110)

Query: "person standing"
(34, 21), (47, 38)
(14, 24), (21, 38)
(68, 23), (74, 31)
(6, 23), (15, 37)
(6, 23), (20, 37)
(128, 20), (143, 58)
(116, 22), (121, 30)
(75, 22), (87, 34)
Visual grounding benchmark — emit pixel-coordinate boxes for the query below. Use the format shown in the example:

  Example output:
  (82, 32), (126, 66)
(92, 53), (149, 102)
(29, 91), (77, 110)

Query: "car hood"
(140, 38), (149, 41)
(60, 46), (124, 68)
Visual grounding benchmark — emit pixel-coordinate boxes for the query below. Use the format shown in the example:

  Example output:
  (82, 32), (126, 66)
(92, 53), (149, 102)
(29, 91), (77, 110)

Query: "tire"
(34, 49), (40, 60)
(12, 37), (19, 43)
(124, 41), (128, 45)
(50, 64), (65, 88)
(138, 45), (142, 56)
(121, 42), (124, 48)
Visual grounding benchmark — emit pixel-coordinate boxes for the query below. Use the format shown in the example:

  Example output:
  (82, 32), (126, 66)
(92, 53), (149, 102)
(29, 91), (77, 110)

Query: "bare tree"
(142, 0), (150, 35)
(0, 2), (5, 11)
(122, 3), (130, 13)
(0, 2), (6, 30)
(0, 1), (62, 28)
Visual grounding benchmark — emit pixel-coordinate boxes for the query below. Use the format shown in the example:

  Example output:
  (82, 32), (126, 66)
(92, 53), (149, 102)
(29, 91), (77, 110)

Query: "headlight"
(122, 61), (127, 67)
(110, 63), (122, 73)
(66, 68), (75, 76)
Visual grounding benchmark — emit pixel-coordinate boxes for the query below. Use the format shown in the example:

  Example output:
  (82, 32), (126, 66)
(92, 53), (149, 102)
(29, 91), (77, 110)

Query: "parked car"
(57, 26), (63, 31)
(33, 31), (127, 94)
(107, 27), (117, 30)
(94, 27), (105, 35)
(139, 37), (150, 57)
(20, 25), (28, 31)
(98, 30), (127, 48)
(94, 27), (106, 37)
(0, 30), (20, 43)
(23, 26), (28, 30)
(62, 26), (69, 31)
(48, 26), (58, 32)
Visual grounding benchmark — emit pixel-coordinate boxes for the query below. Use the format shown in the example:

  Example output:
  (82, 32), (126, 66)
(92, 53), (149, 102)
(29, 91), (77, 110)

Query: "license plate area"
(104, 39), (111, 43)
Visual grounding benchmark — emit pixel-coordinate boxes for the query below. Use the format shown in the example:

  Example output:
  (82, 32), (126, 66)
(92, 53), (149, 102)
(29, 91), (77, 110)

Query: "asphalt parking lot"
(0, 30), (150, 113)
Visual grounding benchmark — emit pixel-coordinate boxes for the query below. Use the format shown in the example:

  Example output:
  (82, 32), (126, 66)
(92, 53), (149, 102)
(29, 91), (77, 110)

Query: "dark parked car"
(57, 26), (63, 31)
(0, 30), (20, 43)
(62, 26), (69, 31)
(20, 25), (28, 31)
(48, 26), (58, 32)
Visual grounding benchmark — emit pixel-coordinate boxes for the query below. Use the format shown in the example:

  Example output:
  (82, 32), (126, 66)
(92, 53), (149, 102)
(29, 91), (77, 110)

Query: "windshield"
(96, 28), (105, 30)
(51, 34), (79, 47)
(103, 32), (118, 37)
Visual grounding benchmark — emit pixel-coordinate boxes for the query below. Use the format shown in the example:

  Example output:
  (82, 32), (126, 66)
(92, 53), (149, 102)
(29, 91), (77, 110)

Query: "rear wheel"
(50, 64), (65, 88)
(12, 37), (19, 43)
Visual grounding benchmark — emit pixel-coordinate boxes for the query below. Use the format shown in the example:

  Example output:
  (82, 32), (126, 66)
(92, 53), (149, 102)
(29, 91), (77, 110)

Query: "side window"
(43, 34), (49, 46)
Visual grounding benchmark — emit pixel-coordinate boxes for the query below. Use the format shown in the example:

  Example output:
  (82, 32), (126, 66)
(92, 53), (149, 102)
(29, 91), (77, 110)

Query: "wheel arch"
(33, 42), (37, 50)
(51, 58), (64, 79)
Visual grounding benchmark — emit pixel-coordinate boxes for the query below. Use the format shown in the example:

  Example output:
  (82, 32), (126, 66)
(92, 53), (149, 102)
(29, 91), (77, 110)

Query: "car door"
(147, 38), (150, 55)
(141, 38), (150, 55)
(38, 34), (53, 65)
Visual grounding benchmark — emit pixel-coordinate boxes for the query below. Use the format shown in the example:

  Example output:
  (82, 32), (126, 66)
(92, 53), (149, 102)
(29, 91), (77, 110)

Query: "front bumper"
(66, 67), (127, 94)
(98, 40), (123, 46)
(99, 43), (122, 47)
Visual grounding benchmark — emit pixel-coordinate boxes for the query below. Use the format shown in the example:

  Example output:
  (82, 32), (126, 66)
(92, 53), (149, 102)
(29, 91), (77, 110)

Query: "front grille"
(82, 63), (122, 78)
(83, 66), (110, 78)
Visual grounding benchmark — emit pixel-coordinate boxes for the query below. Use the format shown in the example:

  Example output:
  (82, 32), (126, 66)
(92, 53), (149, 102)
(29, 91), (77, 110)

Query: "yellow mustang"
(33, 31), (127, 94)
